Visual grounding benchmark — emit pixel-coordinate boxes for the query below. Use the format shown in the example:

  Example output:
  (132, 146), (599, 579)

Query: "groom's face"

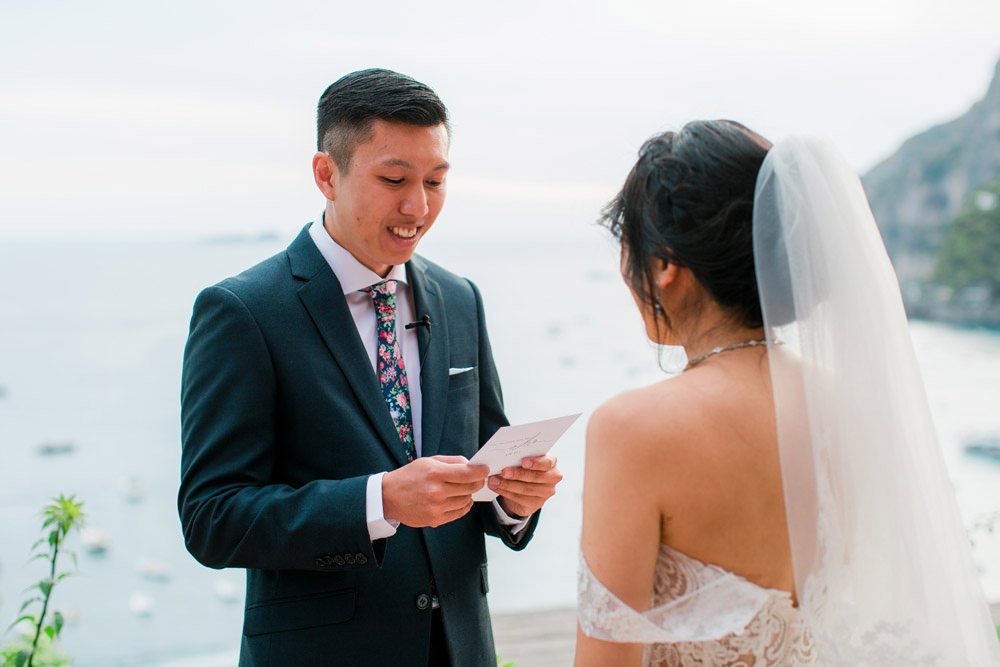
(321, 120), (450, 277)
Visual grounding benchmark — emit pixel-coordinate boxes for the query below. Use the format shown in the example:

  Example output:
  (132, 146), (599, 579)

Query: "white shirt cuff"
(492, 498), (530, 535)
(366, 472), (399, 541)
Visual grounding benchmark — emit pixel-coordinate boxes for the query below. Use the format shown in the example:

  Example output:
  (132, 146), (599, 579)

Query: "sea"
(1, 231), (998, 666)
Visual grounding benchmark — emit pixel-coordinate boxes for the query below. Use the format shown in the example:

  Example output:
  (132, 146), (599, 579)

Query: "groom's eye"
(380, 176), (404, 185)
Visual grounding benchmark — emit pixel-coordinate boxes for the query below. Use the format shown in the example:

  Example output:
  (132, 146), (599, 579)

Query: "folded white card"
(470, 413), (581, 501)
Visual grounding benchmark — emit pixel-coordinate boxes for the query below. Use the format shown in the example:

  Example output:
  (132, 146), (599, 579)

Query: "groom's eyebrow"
(378, 158), (451, 171)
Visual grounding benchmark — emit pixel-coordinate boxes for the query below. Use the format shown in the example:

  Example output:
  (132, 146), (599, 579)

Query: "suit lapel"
(287, 226), (410, 468)
(408, 256), (449, 459)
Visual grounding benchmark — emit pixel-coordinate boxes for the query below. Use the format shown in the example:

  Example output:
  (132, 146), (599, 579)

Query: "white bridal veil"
(755, 136), (1000, 665)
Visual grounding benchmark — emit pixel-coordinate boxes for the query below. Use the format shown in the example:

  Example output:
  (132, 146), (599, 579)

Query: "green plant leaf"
(5, 615), (35, 633)
(52, 612), (64, 637)
(44, 494), (85, 536)
(43, 624), (55, 640)
(18, 582), (40, 597)
(17, 597), (40, 614)
(38, 579), (53, 597)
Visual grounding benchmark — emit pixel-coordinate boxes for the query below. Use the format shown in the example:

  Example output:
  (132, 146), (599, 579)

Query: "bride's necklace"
(684, 338), (768, 371)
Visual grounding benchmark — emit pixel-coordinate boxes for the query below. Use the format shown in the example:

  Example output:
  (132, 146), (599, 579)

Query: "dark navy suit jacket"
(178, 224), (539, 666)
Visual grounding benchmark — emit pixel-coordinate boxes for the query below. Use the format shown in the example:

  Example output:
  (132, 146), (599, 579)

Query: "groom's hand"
(489, 454), (563, 517)
(382, 455), (489, 528)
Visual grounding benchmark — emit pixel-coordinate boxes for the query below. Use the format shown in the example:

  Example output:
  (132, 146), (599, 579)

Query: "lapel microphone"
(405, 314), (432, 331)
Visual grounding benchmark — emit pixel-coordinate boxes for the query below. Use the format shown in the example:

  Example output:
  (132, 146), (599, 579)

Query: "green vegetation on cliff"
(862, 57), (1000, 324)
(934, 182), (1000, 296)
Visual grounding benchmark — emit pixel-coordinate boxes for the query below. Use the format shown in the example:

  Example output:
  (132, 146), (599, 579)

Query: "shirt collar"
(308, 215), (408, 295)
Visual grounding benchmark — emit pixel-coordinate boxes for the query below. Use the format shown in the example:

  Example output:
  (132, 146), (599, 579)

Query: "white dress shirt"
(308, 220), (527, 541)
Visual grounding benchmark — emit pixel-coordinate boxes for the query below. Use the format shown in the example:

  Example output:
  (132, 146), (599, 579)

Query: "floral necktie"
(363, 280), (416, 462)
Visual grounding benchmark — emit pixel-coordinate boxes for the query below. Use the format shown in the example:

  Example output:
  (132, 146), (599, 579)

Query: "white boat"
(79, 528), (111, 555)
(128, 592), (155, 617)
(964, 436), (1000, 463)
(36, 441), (76, 456)
(118, 476), (147, 503)
(213, 580), (242, 603)
(135, 559), (172, 582)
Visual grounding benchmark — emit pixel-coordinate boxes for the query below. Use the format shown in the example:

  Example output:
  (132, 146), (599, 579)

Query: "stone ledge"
(492, 607), (576, 667)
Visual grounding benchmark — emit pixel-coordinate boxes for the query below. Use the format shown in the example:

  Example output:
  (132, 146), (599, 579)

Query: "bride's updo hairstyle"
(602, 120), (772, 335)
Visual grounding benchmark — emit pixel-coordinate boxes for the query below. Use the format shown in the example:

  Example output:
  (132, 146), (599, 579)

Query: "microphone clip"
(405, 314), (433, 331)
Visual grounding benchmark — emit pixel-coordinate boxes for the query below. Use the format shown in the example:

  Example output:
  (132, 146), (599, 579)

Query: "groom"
(178, 69), (562, 666)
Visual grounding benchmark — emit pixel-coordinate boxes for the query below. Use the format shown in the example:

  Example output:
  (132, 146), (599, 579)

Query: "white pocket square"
(448, 366), (474, 376)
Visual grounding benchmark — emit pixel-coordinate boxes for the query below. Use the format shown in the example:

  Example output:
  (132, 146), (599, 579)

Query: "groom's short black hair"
(317, 69), (450, 174)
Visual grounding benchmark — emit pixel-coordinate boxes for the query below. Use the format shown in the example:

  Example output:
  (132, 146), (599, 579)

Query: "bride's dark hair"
(602, 120), (772, 333)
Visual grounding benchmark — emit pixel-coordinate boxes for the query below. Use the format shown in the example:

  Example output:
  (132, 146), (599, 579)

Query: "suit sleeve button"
(344, 554), (357, 565)
(333, 555), (346, 566)
(356, 553), (368, 565)
(415, 593), (431, 610)
(315, 557), (326, 567)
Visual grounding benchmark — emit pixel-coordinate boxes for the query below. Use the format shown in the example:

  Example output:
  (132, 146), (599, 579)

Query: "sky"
(2, 0), (1000, 240)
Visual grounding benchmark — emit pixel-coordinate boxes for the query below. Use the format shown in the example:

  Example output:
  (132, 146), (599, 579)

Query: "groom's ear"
(312, 152), (338, 201)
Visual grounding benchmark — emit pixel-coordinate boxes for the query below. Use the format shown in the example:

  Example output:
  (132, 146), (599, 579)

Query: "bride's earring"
(651, 298), (685, 375)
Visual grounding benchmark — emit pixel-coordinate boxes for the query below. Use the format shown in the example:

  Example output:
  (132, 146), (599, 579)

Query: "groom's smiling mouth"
(389, 225), (419, 239)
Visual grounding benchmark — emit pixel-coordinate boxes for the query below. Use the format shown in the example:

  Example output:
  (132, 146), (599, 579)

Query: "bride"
(575, 120), (1000, 665)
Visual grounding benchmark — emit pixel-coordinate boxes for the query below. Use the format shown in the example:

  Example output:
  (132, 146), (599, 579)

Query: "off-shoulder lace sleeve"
(576, 551), (770, 643)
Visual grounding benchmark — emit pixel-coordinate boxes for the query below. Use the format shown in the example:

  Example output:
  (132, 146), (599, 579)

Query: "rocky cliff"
(863, 57), (1000, 325)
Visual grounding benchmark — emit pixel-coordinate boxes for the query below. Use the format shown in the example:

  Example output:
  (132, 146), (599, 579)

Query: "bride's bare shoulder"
(587, 373), (718, 461)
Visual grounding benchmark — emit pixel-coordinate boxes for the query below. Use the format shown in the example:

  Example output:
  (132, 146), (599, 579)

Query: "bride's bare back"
(576, 347), (795, 666)
(651, 353), (792, 593)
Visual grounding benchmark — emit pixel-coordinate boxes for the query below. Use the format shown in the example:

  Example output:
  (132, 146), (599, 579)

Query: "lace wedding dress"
(578, 545), (818, 666)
